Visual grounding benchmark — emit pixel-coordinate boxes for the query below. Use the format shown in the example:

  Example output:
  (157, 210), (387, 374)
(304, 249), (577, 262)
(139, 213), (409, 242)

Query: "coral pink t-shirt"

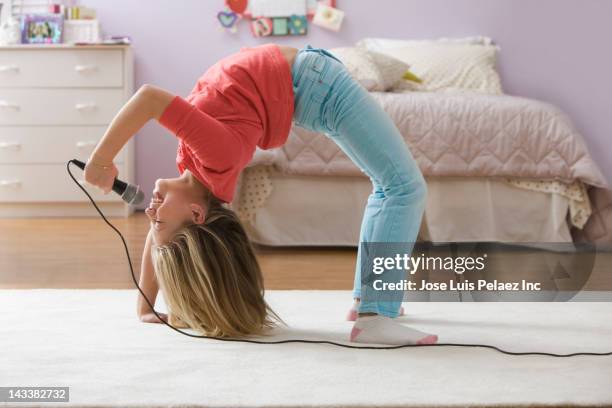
(158, 44), (294, 203)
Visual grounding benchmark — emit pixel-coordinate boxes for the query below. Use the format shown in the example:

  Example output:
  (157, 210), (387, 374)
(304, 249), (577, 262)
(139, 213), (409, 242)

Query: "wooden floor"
(1, 212), (610, 292)
(0, 212), (357, 289)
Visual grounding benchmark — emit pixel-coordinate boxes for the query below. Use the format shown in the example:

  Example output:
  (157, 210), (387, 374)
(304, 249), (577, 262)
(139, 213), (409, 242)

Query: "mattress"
(240, 169), (572, 247)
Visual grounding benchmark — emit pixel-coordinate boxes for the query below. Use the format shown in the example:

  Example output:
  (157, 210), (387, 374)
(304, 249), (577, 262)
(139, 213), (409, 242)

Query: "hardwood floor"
(1, 212), (610, 293)
(0, 212), (356, 289)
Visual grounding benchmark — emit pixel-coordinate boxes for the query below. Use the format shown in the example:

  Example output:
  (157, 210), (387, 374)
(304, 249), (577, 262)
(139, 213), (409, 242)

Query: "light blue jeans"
(291, 45), (427, 318)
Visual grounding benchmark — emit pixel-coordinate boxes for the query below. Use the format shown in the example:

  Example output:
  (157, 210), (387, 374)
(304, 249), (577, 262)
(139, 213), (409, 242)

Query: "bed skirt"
(235, 169), (572, 247)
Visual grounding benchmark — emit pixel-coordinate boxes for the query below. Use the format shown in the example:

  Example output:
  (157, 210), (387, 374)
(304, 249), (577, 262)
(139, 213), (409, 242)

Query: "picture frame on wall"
(306, 0), (336, 18)
(21, 13), (63, 44)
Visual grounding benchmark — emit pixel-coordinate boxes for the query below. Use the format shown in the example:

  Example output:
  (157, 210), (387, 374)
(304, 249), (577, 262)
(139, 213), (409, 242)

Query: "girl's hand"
(139, 312), (168, 324)
(144, 194), (163, 223)
(84, 159), (118, 194)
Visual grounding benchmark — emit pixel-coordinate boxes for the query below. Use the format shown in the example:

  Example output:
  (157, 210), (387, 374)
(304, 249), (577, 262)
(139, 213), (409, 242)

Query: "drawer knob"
(74, 64), (98, 73)
(0, 141), (22, 150)
(75, 103), (98, 111)
(0, 180), (22, 188)
(0, 101), (20, 111)
(0, 65), (19, 73)
(76, 140), (98, 149)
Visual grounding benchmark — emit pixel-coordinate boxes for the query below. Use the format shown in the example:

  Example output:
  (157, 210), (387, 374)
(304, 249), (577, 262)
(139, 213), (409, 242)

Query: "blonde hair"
(152, 199), (281, 337)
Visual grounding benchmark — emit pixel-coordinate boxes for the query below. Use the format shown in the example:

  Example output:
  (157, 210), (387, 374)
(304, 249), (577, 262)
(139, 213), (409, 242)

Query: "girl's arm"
(84, 85), (175, 193)
(137, 227), (167, 323)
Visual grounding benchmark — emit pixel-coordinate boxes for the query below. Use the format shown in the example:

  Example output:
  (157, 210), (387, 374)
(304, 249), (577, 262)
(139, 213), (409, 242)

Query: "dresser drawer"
(0, 163), (126, 203)
(0, 127), (127, 164)
(0, 89), (124, 125)
(0, 49), (123, 88)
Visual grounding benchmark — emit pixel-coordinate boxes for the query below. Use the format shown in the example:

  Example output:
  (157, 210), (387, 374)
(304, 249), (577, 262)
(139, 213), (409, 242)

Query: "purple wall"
(86, 0), (612, 208)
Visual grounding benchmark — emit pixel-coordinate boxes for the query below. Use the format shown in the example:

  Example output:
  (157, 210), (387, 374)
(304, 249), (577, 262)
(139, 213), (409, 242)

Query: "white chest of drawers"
(0, 44), (134, 217)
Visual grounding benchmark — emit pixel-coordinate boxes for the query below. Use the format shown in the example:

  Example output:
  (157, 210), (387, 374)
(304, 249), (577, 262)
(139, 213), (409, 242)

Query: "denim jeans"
(291, 45), (427, 318)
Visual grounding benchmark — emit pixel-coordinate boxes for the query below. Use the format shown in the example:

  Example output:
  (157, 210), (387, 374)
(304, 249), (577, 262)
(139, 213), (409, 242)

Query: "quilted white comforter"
(249, 92), (607, 188)
(246, 91), (612, 244)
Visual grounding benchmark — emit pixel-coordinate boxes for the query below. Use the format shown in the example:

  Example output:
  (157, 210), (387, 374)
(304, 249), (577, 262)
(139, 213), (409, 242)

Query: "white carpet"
(1, 290), (611, 407)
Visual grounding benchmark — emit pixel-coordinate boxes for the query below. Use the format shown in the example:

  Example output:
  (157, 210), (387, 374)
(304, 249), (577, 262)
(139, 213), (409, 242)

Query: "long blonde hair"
(152, 199), (281, 337)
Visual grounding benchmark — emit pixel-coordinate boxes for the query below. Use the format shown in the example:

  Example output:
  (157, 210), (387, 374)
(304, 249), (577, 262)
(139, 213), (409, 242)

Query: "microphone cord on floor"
(67, 160), (612, 357)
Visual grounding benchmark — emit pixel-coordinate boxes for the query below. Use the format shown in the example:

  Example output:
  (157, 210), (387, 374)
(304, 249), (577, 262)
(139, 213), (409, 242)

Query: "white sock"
(350, 315), (438, 345)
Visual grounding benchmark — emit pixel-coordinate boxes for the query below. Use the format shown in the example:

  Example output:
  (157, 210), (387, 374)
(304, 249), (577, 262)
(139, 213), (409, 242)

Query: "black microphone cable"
(67, 159), (612, 357)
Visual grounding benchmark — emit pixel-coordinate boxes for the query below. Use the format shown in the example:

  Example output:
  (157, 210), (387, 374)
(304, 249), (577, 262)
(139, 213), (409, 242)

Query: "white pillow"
(329, 47), (410, 92)
(357, 36), (496, 51)
(362, 42), (503, 94)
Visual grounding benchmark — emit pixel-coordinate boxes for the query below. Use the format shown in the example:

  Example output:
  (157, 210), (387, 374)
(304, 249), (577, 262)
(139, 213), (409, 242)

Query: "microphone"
(71, 159), (145, 205)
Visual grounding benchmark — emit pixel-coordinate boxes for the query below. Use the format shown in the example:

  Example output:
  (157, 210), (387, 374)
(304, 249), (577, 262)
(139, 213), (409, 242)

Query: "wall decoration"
(249, 0), (306, 18)
(288, 15), (307, 35)
(312, 3), (343, 31)
(251, 15), (307, 36)
(226, 0), (248, 14)
(306, 0), (336, 19)
(217, 9), (240, 33)
(250, 17), (273, 37)
(220, 0), (340, 37)
(272, 17), (288, 35)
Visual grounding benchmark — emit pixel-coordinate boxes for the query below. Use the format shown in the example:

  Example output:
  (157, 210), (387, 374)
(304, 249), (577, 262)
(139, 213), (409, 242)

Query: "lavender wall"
(86, 0), (612, 208)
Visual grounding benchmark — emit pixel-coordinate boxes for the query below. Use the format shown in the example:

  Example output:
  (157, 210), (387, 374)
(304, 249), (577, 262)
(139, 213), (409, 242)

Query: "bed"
(233, 91), (611, 247)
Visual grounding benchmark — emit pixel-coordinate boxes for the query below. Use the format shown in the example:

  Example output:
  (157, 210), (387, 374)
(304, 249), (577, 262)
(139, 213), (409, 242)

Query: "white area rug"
(1, 290), (611, 407)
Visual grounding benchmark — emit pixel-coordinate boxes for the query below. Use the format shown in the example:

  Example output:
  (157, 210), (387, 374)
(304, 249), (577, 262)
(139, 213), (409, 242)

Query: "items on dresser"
(41, 3), (98, 20)
(0, 10), (21, 45)
(1, 2), (100, 45)
(53, 3), (100, 43)
(0, 45), (135, 217)
(21, 13), (64, 44)
(62, 6), (97, 20)
(63, 19), (100, 43)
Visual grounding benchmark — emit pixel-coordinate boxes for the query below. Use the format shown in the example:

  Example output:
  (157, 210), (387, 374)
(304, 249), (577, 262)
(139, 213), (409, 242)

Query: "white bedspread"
(245, 92), (612, 243)
(250, 92), (607, 188)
